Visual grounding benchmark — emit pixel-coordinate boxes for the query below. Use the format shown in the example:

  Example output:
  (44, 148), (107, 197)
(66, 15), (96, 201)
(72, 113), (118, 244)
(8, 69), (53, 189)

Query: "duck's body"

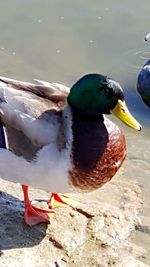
(0, 76), (126, 192)
(137, 33), (150, 108)
(137, 59), (150, 108)
(0, 74), (141, 225)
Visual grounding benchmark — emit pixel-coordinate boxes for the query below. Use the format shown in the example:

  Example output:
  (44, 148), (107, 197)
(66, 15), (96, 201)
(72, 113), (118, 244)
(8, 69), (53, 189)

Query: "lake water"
(0, 0), (150, 124)
(0, 0), (150, 264)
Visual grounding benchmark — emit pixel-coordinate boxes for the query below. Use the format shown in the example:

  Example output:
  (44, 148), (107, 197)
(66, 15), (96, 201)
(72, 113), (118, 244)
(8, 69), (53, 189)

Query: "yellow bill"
(112, 100), (142, 131)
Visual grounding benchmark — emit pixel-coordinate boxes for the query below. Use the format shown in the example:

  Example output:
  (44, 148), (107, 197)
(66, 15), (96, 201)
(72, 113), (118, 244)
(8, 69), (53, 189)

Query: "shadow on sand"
(0, 191), (48, 252)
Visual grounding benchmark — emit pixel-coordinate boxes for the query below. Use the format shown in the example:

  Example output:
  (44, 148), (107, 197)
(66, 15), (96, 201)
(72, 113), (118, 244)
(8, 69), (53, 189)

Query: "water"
(0, 0), (150, 122)
(0, 0), (150, 264)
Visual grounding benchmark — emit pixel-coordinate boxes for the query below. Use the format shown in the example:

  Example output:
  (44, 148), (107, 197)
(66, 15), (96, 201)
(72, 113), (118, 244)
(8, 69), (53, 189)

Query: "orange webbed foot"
(22, 184), (52, 226)
(48, 193), (81, 209)
(24, 202), (51, 226)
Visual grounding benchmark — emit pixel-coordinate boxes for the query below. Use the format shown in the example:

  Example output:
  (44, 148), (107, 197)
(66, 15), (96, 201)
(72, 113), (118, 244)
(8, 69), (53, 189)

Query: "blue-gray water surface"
(0, 0), (150, 264)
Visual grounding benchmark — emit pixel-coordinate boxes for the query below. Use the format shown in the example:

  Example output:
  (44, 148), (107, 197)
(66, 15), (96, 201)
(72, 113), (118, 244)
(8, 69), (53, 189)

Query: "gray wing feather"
(0, 77), (70, 160)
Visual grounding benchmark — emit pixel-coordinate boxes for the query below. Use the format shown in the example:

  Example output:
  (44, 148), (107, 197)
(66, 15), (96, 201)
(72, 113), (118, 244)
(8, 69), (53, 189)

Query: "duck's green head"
(67, 74), (141, 131)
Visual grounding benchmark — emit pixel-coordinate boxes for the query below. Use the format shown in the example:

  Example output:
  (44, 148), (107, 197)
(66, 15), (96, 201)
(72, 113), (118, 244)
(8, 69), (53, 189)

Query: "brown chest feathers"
(69, 114), (126, 191)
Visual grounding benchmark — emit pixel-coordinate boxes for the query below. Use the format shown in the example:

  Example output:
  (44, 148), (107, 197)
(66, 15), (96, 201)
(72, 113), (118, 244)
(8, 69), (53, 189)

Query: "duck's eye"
(121, 108), (125, 112)
(100, 86), (110, 94)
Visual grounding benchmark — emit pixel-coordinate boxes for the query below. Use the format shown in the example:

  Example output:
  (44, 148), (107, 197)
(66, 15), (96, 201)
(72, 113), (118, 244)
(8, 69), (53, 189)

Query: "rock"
(48, 208), (87, 253)
(0, 172), (149, 267)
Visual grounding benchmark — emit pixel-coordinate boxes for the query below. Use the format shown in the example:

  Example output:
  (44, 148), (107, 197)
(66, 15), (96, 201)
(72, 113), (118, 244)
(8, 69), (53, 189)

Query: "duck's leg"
(48, 193), (80, 209)
(22, 184), (51, 226)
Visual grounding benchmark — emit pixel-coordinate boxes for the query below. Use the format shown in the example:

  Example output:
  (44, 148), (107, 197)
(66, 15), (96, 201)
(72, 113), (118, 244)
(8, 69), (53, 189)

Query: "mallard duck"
(137, 33), (150, 108)
(0, 74), (141, 226)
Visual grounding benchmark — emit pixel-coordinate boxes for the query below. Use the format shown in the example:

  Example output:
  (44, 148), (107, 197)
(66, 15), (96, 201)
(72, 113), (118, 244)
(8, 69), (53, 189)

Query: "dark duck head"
(68, 73), (141, 130)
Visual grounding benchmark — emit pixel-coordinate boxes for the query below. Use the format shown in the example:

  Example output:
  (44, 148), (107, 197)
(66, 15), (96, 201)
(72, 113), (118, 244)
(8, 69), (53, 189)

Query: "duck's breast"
(69, 116), (126, 191)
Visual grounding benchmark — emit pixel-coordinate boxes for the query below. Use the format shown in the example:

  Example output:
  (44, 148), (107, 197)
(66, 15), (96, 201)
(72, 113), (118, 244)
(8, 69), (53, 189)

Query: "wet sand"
(125, 128), (150, 266)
